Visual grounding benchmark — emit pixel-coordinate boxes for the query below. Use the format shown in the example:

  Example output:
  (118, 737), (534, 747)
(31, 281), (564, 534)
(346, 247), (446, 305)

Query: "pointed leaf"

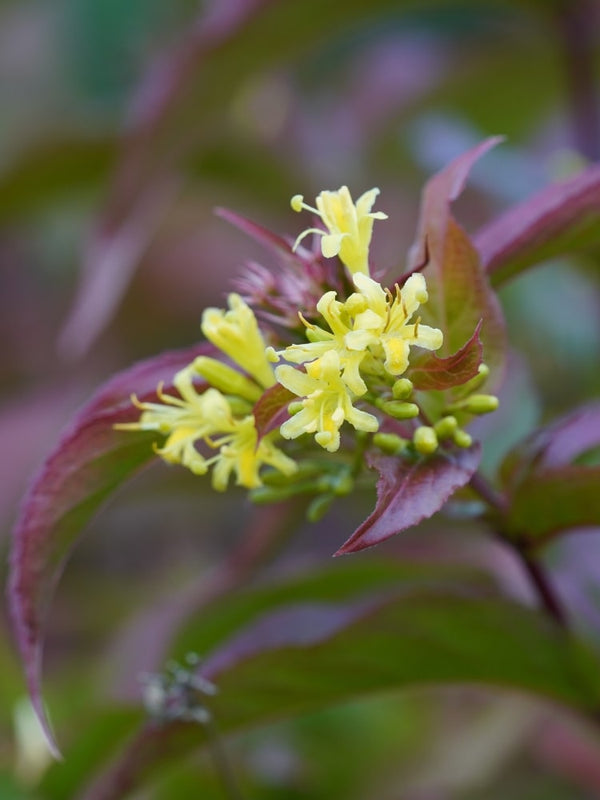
(336, 445), (481, 554)
(408, 140), (507, 387)
(408, 320), (483, 390)
(8, 343), (211, 755)
(253, 382), (294, 438)
(475, 162), (600, 287)
(79, 590), (600, 800)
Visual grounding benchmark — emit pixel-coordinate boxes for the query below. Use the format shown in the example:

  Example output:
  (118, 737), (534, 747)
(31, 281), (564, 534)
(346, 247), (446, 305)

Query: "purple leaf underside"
(501, 402), (600, 488)
(8, 342), (212, 756)
(408, 320), (483, 391)
(336, 445), (481, 554)
(475, 162), (600, 285)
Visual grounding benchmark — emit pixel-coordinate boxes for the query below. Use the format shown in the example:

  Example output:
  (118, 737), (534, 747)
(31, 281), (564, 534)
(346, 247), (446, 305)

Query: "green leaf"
(506, 466), (600, 544)
(78, 590), (600, 799)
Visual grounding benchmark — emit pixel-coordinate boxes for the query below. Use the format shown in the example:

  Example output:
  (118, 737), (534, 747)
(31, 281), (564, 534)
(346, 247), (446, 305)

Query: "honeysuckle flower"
(273, 272), (443, 400)
(208, 417), (297, 491)
(276, 350), (379, 452)
(291, 186), (387, 276)
(201, 293), (276, 389)
(116, 366), (296, 489)
(274, 290), (371, 396)
(350, 272), (443, 376)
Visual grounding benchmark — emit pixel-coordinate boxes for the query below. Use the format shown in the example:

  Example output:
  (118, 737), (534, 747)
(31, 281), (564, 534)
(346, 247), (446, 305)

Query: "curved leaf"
(408, 320), (483, 391)
(8, 343), (211, 756)
(79, 590), (600, 800)
(408, 140), (507, 388)
(336, 445), (481, 554)
(475, 163), (600, 286)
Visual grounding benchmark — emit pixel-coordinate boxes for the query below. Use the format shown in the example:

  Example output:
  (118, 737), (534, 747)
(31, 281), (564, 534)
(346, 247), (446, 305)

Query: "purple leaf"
(501, 403), (600, 486)
(475, 162), (600, 286)
(8, 343), (211, 756)
(253, 383), (294, 439)
(408, 320), (483, 391)
(336, 445), (481, 554)
(407, 140), (507, 388)
(408, 136), (504, 275)
(530, 404), (600, 470)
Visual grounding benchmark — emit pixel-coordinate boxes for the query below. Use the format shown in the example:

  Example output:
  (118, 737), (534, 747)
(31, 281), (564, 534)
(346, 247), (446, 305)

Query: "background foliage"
(2, 0), (600, 797)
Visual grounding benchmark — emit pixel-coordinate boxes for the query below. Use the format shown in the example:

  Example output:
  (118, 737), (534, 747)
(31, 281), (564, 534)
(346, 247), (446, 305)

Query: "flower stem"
(469, 471), (568, 629)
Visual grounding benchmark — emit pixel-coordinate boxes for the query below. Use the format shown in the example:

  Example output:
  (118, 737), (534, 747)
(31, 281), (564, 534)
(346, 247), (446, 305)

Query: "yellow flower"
(291, 186), (387, 276)
(276, 290), (370, 396)
(274, 272), (443, 398)
(208, 417), (297, 491)
(201, 293), (275, 389)
(350, 272), (443, 375)
(117, 365), (296, 490)
(276, 350), (378, 452)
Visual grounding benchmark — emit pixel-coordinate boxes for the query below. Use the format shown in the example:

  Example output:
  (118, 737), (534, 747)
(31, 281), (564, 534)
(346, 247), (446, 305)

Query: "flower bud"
(434, 415), (458, 439)
(378, 400), (419, 419)
(392, 378), (413, 400)
(192, 357), (262, 403)
(413, 426), (438, 455)
(373, 432), (409, 455)
(461, 394), (499, 415)
(453, 429), (473, 448)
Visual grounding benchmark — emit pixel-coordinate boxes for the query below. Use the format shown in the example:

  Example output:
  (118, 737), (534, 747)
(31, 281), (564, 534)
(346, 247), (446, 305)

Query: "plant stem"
(469, 471), (568, 629)
(518, 550), (568, 628)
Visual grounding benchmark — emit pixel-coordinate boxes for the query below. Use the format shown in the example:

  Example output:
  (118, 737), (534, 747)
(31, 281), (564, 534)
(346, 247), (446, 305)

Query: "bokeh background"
(2, 1), (600, 797)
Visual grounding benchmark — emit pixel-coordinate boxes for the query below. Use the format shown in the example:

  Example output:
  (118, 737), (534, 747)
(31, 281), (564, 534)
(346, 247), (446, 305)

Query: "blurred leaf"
(0, 135), (116, 222)
(408, 139), (507, 387)
(501, 404), (600, 544)
(79, 590), (600, 799)
(475, 163), (600, 286)
(171, 557), (491, 659)
(335, 445), (481, 554)
(8, 343), (211, 756)
(408, 320), (483, 390)
(501, 403), (600, 487)
(506, 465), (600, 544)
(40, 709), (142, 800)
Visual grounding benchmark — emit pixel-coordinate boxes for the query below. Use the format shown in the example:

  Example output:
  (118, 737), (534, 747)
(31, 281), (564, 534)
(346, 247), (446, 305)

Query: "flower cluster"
(116, 293), (296, 491)
(118, 185), (498, 500)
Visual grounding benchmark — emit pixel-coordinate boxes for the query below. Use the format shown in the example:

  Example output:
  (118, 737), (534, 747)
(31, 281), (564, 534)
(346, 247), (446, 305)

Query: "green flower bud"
(461, 394), (499, 415)
(373, 432), (409, 455)
(413, 426), (438, 455)
(434, 415), (458, 438)
(378, 400), (419, 420)
(192, 356), (262, 402)
(392, 378), (413, 400)
(453, 429), (473, 448)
